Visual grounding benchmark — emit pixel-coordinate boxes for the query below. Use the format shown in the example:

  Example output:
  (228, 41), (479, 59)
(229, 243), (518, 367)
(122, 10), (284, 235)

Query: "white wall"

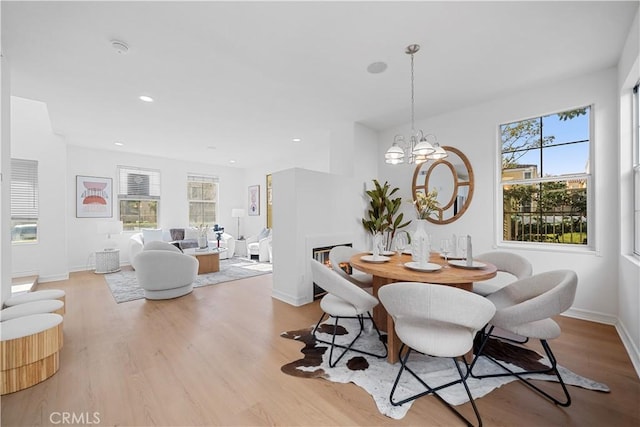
(10, 97), (68, 282)
(616, 8), (640, 375)
(379, 68), (621, 324)
(66, 145), (246, 270)
(1, 52), (12, 303)
(271, 168), (368, 305)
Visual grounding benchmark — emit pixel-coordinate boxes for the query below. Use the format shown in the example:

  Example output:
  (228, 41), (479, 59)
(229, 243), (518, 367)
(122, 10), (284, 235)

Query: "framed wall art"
(248, 185), (260, 216)
(76, 175), (113, 218)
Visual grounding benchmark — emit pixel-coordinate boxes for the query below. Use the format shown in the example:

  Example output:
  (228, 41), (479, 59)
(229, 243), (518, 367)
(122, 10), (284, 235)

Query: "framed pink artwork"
(76, 175), (112, 218)
(248, 185), (260, 216)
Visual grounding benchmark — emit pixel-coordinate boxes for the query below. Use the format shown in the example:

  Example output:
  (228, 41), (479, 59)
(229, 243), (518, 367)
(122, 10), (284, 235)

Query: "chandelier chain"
(410, 52), (415, 133)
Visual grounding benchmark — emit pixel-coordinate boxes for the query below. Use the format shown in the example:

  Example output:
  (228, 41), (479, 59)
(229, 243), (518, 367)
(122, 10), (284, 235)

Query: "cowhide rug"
(280, 318), (609, 420)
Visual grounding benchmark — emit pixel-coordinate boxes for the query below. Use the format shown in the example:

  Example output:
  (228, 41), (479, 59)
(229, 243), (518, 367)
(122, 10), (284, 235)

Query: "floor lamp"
(231, 208), (245, 239)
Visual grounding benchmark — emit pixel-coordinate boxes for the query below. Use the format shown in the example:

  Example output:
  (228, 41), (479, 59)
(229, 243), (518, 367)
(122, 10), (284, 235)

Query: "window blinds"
(117, 166), (161, 199)
(10, 158), (39, 219)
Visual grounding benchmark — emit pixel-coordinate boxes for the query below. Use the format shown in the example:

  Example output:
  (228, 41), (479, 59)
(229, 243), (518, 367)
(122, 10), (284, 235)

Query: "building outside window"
(117, 166), (160, 231)
(10, 158), (39, 243)
(500, 106), (591, 246)
(188, 174), (218, 227)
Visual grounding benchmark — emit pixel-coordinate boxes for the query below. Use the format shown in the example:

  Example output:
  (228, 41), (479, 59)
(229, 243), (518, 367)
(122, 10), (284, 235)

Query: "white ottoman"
(4, 289), (66, 314)
(0, 300), (65, 322)
(1, 313), (64, 395)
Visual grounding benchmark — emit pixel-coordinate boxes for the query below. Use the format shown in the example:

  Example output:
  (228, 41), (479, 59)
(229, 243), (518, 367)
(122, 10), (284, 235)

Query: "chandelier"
(385, 44), (447, 165)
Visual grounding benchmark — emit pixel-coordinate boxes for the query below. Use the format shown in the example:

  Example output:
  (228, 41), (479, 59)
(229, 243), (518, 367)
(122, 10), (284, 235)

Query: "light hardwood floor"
(2, 269), (639, 426)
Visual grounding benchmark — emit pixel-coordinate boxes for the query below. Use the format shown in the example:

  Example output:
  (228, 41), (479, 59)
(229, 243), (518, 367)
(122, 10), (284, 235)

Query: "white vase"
(411, 219), (430, 266)
(198, 235), (208, 249)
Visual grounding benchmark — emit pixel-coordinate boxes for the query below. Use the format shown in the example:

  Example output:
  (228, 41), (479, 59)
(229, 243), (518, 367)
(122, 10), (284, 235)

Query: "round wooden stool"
(1, 313), (64, 395)
(0, 300), (65, 322)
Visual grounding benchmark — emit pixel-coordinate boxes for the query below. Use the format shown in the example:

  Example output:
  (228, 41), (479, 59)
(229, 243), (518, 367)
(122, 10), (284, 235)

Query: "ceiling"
(2, 1), (638, 168)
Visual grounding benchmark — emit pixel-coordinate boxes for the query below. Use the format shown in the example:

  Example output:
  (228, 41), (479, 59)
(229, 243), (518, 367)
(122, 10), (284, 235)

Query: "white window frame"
(497, 106), (594, 251)
(633, 83), (640, 256)
(117, 166), (161, 231)
(187, 174), (219, 227)
(10, 158), (39, 243)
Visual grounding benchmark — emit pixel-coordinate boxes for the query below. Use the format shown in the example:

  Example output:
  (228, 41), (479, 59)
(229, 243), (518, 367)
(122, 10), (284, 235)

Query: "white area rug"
(105, 257), (272, 303)
(281, 318), (609, 420)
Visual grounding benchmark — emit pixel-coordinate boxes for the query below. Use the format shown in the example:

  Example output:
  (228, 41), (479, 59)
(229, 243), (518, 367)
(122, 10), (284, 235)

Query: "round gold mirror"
(411, 146), (474, 224)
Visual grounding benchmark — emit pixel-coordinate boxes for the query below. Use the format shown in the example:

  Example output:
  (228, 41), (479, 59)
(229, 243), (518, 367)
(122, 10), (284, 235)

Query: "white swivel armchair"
(246, 228), (271, 262)
(134, 241), (198, 300)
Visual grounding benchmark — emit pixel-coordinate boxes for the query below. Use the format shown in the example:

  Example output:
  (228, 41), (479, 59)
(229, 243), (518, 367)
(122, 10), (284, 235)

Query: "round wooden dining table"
(349, 252), (497, 363)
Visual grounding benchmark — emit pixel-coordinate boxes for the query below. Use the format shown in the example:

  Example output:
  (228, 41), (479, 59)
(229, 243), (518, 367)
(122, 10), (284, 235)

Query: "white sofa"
(247, 228), (272, 262)
(129, 228), (235, 269)
(134, 241), (198, 300)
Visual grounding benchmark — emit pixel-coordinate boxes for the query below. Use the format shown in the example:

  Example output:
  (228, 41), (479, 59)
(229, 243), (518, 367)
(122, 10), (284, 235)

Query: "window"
(188, 174), (218, 227)
(117, 166), (160, 231)
(633, 84), (640, 255)
(10, 159), (39, 243)
(500, 106), (591, 246)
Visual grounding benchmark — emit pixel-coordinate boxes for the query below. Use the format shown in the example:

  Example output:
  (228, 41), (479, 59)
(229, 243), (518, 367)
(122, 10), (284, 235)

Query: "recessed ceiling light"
(139, 95), (154, 102)
(229, 160), (236, 164)
(367, 61), (388, 74)
(114, 141), (124, 146)
(292, 138), (301, 143)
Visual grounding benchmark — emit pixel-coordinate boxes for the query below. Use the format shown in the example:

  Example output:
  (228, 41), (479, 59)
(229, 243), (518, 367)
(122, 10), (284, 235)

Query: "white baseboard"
(616, 320), (640, 379)
(562, 307), (617, 325)
(271, 289), (311, 307)
(37, 273), (69, 283)
(563, 307), (639, 379)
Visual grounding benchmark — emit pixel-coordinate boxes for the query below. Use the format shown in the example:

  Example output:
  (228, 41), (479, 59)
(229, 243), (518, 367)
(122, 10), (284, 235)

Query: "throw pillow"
(184, 227), (199, 240)
(170, 228), (185, 241)
(258, 228), (271, 240)
(142, 228), (163, 243)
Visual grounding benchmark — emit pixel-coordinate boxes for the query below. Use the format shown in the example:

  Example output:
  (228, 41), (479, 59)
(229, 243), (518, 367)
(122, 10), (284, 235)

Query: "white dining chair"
(379, 282), (496, 426)
(329, 246), (373, 290)
(472, 251), (533, 297)
(310, 259), (387, 367)
(470, 269), (578, 407)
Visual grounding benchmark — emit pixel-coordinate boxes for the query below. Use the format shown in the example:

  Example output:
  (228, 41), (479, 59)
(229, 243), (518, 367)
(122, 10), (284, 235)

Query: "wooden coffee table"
(183, 248), (227, 274)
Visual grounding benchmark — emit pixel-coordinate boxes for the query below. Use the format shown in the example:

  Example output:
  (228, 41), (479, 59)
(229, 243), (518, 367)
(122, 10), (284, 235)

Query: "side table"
(235, 239), (247, 257)
(95, 249), (120, 274)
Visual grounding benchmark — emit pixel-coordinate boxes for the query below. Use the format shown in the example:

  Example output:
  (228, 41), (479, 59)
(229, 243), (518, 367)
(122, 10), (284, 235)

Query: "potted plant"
(362, 179), (411, 251)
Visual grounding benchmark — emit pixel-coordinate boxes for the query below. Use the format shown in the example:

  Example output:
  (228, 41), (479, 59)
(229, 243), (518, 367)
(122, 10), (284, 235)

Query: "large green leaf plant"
(362, 179), (411, 251)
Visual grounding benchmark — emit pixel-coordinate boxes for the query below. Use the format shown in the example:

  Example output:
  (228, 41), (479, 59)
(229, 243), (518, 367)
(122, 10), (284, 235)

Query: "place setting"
(439, 234), (488, 270)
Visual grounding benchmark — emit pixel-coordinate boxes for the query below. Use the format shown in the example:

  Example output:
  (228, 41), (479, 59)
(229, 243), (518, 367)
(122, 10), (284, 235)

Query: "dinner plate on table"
(404, 262), (442, 272)
(448, 260), (487, 269)
(361, 255), (391, 263)
(367, 250), (396, 256)
(402, 249), (412, 255)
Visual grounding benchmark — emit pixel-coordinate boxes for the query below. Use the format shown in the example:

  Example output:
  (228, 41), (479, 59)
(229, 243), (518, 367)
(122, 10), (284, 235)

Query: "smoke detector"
(110, 40), (129, 55)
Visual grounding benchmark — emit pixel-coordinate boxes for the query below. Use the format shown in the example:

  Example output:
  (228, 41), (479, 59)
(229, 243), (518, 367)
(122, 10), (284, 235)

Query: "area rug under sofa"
(105, 257), (272, 303)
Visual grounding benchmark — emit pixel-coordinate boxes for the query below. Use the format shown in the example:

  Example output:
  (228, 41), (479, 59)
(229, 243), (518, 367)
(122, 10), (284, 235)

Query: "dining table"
(349, 251), (497, 363)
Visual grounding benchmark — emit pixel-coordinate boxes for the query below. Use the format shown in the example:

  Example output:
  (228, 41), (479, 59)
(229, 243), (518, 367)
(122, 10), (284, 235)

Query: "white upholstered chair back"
(329, 246), (373, 289)
(310, 259), (378, 312)
(473, 251), (533, 296)
(380, 282), (496, 333)
(487, 269), (577, 339)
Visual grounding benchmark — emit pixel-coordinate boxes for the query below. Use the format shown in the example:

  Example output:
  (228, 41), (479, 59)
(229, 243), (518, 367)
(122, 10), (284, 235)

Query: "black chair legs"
(312, 312), (388, 368)
(470, 326), (571, 407)
(389, 345), (484, 426)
